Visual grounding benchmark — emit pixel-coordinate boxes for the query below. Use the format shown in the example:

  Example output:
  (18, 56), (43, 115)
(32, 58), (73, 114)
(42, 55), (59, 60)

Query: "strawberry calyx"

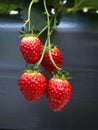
(24, 68), (39, 75)
(25, 64), (41, 74)
(19, 27), (37, 37)
(24, 69), (35, 73)
(53, 69), (71, 81)
(24, 33), (37, 37)
(44, 44), (56, 52)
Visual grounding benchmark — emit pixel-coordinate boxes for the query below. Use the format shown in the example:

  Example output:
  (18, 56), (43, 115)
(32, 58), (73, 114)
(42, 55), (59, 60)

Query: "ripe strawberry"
(18, 71), (47, 102)
(41, 47), (62, 73)
(46, 77), (72, 112)
(19, 36), (42, 64)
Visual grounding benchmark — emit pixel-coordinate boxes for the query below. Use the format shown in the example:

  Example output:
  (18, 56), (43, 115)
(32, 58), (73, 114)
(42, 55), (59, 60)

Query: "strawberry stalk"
(37, 16), (56, 37)
(22, 0), (39, 33)
(43, 0), (62, 71)
(28, 0), (34, 32)
(37, 25), (48, 37)
(27, 0), (57, 69)
(43, 0), (71, 79)
(36, 40), (48, 68)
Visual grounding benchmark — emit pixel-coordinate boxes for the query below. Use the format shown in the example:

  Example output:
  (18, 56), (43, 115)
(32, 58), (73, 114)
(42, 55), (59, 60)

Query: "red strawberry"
(18, 71), (47, 102)
(46, 77), (72, 112)
(41, 47), (62, 73)
(19, 36), (42, 64)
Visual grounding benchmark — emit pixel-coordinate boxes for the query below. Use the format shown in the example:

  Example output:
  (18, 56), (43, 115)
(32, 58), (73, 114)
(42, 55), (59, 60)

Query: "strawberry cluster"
(18, 0), (72, 112)
(18, 36), (72, 112)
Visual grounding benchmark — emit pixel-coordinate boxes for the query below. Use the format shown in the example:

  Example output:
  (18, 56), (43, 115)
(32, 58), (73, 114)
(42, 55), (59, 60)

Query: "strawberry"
(18, 71), (47, 102)
(19, 36), (42, 64)
(46, 73), (72, 112)
(41, 47), (62, 73)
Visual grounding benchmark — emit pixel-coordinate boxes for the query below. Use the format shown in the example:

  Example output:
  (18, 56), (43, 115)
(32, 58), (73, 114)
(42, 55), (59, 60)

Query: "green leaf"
(65, 0), (75, 8)
(21, 0), (47, 31)
(76, 0), (98, 8)
(67, 0), (98, 13)
(0, 2), (20, 14)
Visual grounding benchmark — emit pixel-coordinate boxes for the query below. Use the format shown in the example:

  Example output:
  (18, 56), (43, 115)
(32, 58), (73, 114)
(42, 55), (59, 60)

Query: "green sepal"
(43, 43), (57, 52)
(53, 69), (72, 80)
(24, 64), (41, 74)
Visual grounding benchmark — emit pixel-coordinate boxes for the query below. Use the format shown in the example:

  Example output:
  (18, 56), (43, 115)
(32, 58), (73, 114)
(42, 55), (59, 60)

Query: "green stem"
(44, 0), (62, 71)
(75, 0), (78, 6)
(36, 40), (47, 68)
(67, 0), (86, 13)
(43, 0), (50, 16)
(38, 17), (53, 37)
(23, 19), (29, 27)
(22, 0), (37, 32)
(28, 0), (35, 31)
(50, 15), (57, 35)
(37, 25), (48, 37)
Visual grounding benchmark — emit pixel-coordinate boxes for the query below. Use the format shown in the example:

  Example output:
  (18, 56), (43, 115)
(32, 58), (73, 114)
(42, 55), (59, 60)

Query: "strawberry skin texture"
(18, 72), (47, 102)
(41, 47), (62, 73)
(20, 36), (42, 64)
(46, 78), (72, 112)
